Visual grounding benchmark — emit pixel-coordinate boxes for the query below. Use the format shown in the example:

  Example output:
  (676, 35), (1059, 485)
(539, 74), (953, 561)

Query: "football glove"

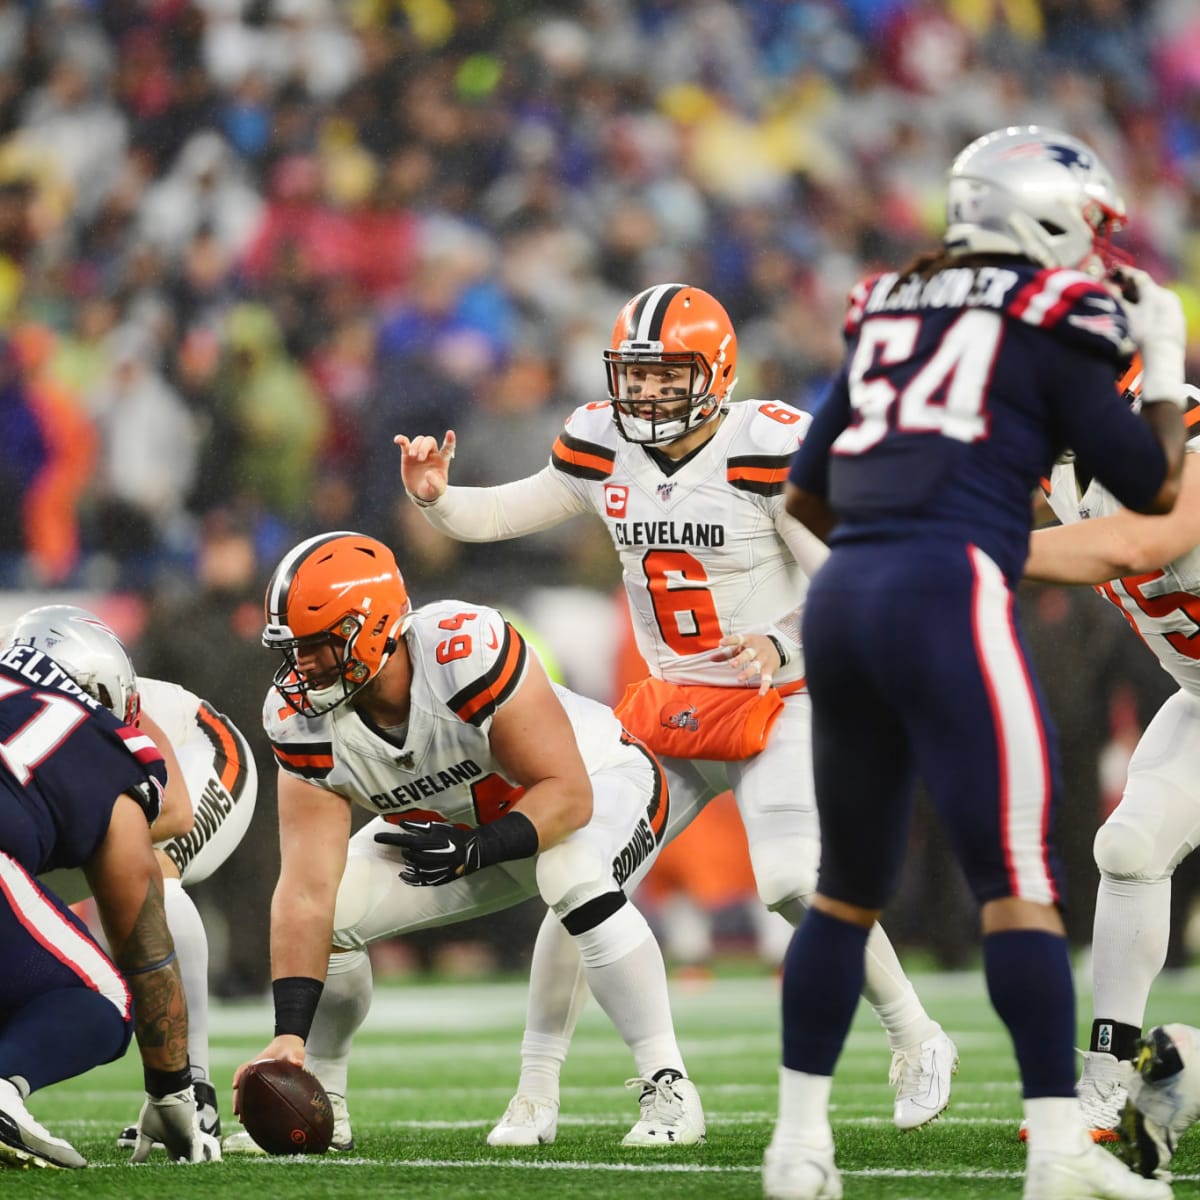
(375, 812), (540, 886)
(375, 819), (481, 886)
(130, 1088), (221, 1163)
(1114, 266), (1187, 408)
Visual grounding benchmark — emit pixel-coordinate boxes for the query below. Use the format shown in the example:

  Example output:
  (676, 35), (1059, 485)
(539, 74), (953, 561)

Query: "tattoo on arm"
(111, 877), (189, 1072)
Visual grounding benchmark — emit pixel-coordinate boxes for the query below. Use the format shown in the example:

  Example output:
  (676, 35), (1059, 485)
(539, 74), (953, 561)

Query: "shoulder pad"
(1006, 267), (1129, 362)
(726, 401), (810, 496)
(552, 403), (617, 481)
(410, 601), (529, 728)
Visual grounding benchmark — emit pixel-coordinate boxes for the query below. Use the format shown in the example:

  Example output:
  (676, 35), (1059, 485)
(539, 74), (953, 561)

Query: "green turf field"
(9, 964), (1200, 1198)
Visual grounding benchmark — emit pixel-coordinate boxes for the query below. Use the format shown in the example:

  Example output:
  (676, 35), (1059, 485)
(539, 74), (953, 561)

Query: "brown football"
(238, 1059), (334, 1155)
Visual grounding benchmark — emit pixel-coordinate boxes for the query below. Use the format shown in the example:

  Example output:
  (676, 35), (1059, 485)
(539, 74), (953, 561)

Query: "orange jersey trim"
(195, 702), (245, 796)
(451, 624), (527, 726)
(551, 433), (616, 481)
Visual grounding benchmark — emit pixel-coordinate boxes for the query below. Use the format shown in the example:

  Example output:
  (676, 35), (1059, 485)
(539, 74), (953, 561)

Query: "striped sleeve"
(551, 431), (616, 481)
(448, 622), (528, 727)
(727, 453), (791, 495)
(270, 738), (335, 781)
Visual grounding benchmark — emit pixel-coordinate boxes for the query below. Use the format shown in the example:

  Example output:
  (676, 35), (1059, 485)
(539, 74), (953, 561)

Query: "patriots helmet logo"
(1044, 142), (1093, 172)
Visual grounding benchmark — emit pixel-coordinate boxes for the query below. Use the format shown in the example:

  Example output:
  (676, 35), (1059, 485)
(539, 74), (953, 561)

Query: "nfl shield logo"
(657, 482), (675, 502)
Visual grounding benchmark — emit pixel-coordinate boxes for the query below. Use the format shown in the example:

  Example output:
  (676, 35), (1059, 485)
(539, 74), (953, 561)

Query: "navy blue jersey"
(789, 262), (1168, 582)
(0, 644), (166, 875)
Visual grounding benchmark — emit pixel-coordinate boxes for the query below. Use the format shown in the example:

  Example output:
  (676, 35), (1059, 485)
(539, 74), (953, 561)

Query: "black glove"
(375, 812), (540, 887)
(375, 819), (480, 886)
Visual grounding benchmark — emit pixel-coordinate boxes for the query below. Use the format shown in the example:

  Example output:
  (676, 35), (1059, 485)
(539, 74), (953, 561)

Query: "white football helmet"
(944, 125), (1126, 275)
(6, 604), (140, 724)
(1121, 1023), (1200, 1180)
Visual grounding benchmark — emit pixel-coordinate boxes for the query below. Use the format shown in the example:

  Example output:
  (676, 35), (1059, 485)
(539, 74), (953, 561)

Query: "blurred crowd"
(0, 0), (1197, 595)
(1, 0), (1198, 987)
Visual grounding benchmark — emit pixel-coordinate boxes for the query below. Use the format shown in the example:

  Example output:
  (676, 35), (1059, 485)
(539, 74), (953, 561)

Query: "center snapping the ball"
(238, 1059), (334, 1155)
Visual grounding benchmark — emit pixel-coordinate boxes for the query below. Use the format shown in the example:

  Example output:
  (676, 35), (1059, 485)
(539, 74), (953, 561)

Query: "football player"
(0, 605), (219, 1168)
(777, 125), (1185, 1199)
(229, 532), (704, 1153)
(396, 284), (957, 1144)
(29, 622), (259, 1152)
(1024, 366), (1200, 1143)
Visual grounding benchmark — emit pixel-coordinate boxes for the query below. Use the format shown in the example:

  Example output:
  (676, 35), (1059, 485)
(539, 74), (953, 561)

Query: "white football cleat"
(1119, 1024), (1200, 1181)
(328, 1092), (354, 1151)
(1024, 1141), (1172, 1200)
(890, 1030), (958, 1130)
(487, 1094), (559, 1146)
(220, 1129), (266, 1155)
(1077, 1052), (1125, 1143)
(0, 1078), (86, 1170)
(621, 1070), (706, 1146)
(762, 1133), (843, 1200)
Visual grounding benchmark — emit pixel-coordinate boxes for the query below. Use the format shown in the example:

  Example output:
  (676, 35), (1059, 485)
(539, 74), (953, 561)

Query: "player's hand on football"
(130, 1087), (221, 1164)
(375, 818), (477, 885)
(233, 1038), (306, 1118)
(395, 430), (456, 504)
(719, 633), (780, 696)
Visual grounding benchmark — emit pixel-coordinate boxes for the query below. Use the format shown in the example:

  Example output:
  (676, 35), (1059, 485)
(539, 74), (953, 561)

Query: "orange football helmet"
(604, 284), (738, 445)
(263, 532), (411, 717)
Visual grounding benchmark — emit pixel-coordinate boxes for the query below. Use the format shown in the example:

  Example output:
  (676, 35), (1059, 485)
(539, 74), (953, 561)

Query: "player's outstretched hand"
(396, 430), (456, 504)
(718, 633), (781, 696)
(130, 1088), (221, 1164)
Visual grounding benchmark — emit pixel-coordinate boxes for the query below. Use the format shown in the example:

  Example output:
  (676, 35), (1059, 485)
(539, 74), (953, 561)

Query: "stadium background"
(1, 0), (1198, 997)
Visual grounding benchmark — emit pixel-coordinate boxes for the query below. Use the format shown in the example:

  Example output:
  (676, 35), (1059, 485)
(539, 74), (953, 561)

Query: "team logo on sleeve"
(605, 485), (629, 518)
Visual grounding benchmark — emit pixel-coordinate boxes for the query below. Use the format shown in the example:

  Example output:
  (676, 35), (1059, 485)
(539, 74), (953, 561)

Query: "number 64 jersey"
(1045, 430), (1200, 699)
(263, 600), (657, 826)
(553, 400), (813, 688)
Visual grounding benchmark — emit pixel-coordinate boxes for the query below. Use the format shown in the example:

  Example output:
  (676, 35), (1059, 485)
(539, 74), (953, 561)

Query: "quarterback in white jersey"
(398, 283), (956, 1139)
(1027, 366), (1200, 1141)
(229, 532), (703, 1154)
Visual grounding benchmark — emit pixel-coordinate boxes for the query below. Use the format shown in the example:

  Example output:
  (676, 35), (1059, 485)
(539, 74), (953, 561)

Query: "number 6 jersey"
(420, 400), (814, 688)
(263, 600), (641, 822)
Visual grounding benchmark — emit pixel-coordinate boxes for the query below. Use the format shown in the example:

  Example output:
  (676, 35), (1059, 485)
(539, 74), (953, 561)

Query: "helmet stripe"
(630, 283), (685, 343)
(265, 530), (359, 623)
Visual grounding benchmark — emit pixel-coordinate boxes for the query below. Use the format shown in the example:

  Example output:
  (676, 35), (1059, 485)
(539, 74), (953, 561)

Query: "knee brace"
(749, 835), (819, 912)
(1093, 820), (1168, 883)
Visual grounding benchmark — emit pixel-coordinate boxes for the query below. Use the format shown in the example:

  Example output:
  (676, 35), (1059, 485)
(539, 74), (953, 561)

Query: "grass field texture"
(11, 965), (1200, 1199)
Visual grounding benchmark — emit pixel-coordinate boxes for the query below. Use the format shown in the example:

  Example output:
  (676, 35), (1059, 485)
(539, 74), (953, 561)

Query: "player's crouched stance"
(228, 534), (703, 1154)
(1118, 1025), (1200, 1182)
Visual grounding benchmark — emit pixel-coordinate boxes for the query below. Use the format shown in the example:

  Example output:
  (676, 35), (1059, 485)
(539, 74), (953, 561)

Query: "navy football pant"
(803, 539), (1066, 911)
(0, 851), (132, 1092)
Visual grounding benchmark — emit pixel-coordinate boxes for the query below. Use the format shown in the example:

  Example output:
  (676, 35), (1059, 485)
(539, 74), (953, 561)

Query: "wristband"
(273, 976), (325, 1040)
(765, 634), (789, 668)
(145, 1064), (192, 1099)
(471, 811), (539, 870)
(406, 490), (440, 509)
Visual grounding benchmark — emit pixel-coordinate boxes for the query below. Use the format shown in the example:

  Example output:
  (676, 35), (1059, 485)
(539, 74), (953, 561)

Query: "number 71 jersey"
(550, 400), (812, 687)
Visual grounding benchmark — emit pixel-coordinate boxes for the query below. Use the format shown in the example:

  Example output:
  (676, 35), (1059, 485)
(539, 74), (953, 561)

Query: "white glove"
(1116, 266), (1188, 409)
(130, 1088), (221, 1164)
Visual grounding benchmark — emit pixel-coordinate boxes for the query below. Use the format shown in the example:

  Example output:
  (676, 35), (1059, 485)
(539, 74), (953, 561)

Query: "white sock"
(162, 878), (209, 1078)
(572, 904), (686, 1079)
(517, 913), (589, 1103)
(304, 949), (372, 1098)
(861, 924), (940, 1051)
(1023, 1096), (1091, 1157)
(774, 895), (937, 1051)
(1092, 875), (1171, 1028)
(773, 1067), (833, 1144)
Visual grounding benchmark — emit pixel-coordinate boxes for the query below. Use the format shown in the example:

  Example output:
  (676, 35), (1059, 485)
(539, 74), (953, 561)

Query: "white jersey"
(264, 599), (641, 823)
(139, 676), (258, 884)
(1046, 437), (1200, 699)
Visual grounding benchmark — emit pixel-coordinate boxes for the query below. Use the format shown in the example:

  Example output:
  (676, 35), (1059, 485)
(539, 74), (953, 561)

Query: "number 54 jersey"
(551, 400), (812, 687)
(263, 600), (656, 825)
